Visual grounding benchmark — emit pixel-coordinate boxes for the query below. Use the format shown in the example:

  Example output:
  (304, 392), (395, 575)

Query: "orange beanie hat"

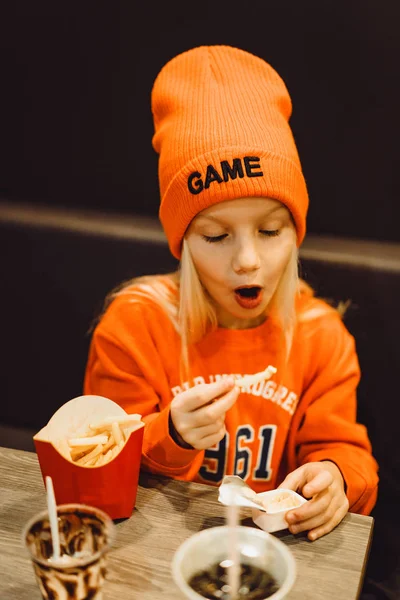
(151, 45), (309, 259)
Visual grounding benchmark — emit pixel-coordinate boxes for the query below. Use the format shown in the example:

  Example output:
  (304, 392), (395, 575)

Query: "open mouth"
(234, 286), (263, 309)
(235, 286), (261, 298)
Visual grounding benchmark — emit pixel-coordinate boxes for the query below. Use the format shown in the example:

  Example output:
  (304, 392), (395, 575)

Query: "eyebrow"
(196, 205), (286, 225)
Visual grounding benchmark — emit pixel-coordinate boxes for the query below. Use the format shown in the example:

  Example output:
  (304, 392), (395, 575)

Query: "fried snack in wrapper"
(34, 395), (145, 519)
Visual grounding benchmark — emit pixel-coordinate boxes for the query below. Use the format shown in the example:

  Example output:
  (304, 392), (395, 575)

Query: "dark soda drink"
(188, 560), (279, 599)
(23, 504), (115, 600)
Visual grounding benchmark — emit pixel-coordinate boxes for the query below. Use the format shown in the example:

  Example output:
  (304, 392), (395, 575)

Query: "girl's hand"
(278, 461), (349, 541)
(170, 378), (240, 450)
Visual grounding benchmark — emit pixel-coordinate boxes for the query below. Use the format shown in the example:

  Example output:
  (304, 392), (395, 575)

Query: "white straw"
(227, 502), (240, 599)
(45, 476), (61, 561)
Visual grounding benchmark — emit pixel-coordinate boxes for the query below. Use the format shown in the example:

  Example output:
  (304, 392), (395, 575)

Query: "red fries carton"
(34, 395), (145, 519)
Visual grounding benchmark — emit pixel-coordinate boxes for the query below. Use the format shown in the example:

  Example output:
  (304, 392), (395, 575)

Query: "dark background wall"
(2, 0), (399, 242)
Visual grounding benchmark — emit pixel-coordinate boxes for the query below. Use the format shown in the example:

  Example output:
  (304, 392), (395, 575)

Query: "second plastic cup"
(172, 525), (296, 600)
(23, 503), (115, 600)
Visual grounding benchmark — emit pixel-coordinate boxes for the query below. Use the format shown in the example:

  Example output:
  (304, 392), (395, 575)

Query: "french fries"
(68, 435), (108, 447)
(61, 414), (143, 468)
(234, 365), (277, 389)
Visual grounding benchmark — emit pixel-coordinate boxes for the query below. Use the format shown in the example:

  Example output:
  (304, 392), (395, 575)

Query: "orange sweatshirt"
(84, 284), (378, 515)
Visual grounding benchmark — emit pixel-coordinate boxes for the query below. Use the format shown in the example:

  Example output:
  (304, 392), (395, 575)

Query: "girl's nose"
(232, 240), (261, 274)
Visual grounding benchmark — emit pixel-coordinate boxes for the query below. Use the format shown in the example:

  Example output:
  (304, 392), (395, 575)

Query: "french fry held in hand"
(234, 365), (277, 389)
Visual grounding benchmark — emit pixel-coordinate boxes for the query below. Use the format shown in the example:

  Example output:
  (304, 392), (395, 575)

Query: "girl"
(84, 45), (378, 541)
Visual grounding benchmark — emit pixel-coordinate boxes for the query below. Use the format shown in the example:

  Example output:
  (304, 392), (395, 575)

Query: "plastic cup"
(172, 525), (296, 600)
(22, 503), (115, 600)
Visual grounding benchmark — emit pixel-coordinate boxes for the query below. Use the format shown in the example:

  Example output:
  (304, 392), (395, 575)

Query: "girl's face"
(185, 197), (296, 329)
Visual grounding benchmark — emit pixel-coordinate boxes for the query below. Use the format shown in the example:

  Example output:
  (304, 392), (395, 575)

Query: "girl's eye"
(260, 229), (280, 237)
(201, 230), (280, 243)
(202, 234), (228, 243)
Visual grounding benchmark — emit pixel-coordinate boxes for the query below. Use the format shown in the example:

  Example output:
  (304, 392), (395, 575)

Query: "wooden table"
(0, 446), (373, 600)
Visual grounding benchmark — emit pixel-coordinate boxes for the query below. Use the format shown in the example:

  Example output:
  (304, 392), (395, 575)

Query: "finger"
(177, 378), (236, 412)
(288, 512), (327, 536)
(191, 426), (227, 450)
(280, 466), (333, 498)
(307, 505), (347, 541)
(287, 496), (333, 535)
(285, 489), (331, 527)
(191, 387), (239, 426)
(278, 467), (307, 493)
(302, 471), (333, 498)
(185, 420), (225, 444)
